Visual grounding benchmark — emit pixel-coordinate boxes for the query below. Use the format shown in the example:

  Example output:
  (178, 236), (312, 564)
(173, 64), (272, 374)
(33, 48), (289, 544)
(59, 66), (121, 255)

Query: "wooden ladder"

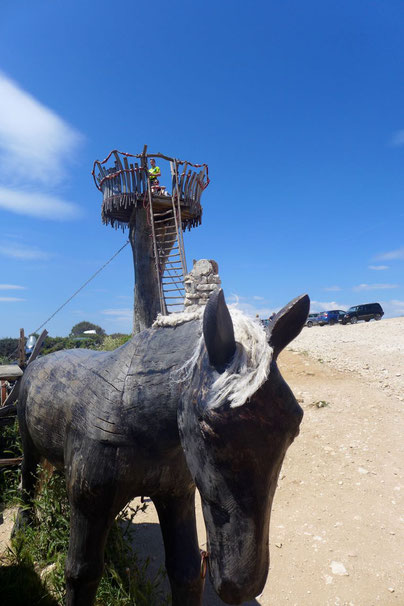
(147, 161), (187, 315)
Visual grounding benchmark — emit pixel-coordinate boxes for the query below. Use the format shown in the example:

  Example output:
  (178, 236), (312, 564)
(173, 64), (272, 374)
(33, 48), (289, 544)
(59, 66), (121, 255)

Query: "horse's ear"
(203, 289), (236, 373)
(268, 294), (310, 359)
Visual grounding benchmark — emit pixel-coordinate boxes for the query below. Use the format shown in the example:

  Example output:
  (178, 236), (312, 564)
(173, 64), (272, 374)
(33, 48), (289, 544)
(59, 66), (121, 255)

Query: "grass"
(1, 423), (169, 606)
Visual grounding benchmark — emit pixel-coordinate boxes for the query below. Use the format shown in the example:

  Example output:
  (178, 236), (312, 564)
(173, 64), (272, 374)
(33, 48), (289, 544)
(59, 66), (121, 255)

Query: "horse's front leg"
(154, 491), (204, 606)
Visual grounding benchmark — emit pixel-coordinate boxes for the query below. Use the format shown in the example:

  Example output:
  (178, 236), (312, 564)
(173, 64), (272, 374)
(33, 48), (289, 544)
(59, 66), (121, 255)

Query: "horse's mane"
(167, 307), (273, 409)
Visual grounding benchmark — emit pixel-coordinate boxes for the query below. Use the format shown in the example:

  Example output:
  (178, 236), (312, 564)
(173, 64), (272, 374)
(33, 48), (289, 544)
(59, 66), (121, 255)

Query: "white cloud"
(353, 283), (398, 292)
(375, 247), (404, 261)
(101, 308), (132, 323)
(391, 129), (404, 147)
(252, 295), (264, 301)
(0, 241), (50, 260)
(0, 71), (82, 185)
(310, 300), (348, 312)
(227, 294), (276, 319)
(368, 265), (389, 271)
(0, 283), (26, 290)
(0, 296), (25, 302)
(323, 286), (341, 292)
(0, 187), (81, 220)
(379, 299), (404, 318)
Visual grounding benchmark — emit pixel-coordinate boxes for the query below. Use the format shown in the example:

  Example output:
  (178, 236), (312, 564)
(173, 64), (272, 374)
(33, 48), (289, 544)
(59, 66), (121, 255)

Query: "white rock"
(192, 259), (213, 277)
(330, 561), (349, 576)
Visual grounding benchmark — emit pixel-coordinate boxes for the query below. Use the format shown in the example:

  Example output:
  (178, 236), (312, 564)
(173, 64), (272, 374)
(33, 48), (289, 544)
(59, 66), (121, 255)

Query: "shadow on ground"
(0, 564), (59, 606)
(132, 519), (261, 606)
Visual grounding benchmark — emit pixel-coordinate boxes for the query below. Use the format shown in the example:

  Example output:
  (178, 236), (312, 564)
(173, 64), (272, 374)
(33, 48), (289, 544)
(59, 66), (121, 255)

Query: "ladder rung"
(153, 208), (174, 215)
(157, 240), (177, 246)
(164, 296), (185, 300)
(154, 218), (174, 224)
(155, 229), (176, 234)
(153, 213), (173, 220)
(163, 288), (185, 293)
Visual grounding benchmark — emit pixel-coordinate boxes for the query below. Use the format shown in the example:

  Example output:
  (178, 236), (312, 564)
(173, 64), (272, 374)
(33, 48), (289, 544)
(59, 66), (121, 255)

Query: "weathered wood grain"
(0, 365), (23, 381)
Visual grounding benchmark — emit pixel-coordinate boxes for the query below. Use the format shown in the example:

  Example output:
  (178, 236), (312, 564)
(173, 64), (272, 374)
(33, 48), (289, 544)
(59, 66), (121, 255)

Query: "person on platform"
(149, 158), (161, 188)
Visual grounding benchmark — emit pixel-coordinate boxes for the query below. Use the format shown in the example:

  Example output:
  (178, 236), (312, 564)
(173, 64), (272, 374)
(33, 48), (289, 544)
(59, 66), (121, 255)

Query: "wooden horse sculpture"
(15, 289), (309, 605)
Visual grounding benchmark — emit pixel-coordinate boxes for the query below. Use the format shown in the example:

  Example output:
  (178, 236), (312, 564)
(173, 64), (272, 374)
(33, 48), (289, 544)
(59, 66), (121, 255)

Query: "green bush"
(2, 465), (168, 605)
(0, 338), (19, 363)
(0, 419), (22, 509)
(100, 334), (131, 351)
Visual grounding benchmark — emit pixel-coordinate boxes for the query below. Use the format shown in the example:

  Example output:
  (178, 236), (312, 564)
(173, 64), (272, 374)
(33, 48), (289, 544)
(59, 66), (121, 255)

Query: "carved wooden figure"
(15, 290), (309, 605)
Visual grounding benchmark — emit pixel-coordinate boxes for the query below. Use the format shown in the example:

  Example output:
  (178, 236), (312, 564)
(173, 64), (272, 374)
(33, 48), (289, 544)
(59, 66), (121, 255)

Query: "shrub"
(100, 334), (131, 351)
(2, 464), (168, 605)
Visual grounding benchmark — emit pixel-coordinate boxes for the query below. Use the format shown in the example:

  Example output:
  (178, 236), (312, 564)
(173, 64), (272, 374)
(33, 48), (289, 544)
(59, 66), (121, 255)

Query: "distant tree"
(42, 335), (102, 356)
(0, 338), (19, 363)
(70, 322), (106, 337)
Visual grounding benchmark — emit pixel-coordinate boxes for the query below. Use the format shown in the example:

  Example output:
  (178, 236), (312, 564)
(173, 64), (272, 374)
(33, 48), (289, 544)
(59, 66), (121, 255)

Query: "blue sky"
(0, 0), (403, 337)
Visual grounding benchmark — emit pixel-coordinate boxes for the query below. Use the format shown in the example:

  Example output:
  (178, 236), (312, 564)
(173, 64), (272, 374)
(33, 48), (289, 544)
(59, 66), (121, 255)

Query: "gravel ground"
(288, 317), (404, 403)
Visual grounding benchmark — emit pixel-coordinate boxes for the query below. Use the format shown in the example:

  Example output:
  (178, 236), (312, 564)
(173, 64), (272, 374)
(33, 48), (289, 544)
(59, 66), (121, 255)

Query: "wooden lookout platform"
(92, 147), (209, 317)
(92, 148), (209, 231)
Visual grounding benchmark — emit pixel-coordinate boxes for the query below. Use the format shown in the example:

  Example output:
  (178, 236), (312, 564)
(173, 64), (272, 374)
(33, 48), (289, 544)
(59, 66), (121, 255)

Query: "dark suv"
(342, 303), (384, 324)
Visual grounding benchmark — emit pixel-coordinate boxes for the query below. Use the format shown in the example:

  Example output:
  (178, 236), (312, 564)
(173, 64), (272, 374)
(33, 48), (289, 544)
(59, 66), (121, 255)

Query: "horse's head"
(178, 289), (308, 604)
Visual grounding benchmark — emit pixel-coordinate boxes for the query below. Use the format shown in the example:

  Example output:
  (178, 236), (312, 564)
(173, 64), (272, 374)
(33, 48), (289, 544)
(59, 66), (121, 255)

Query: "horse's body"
(16, 290), (309, 605)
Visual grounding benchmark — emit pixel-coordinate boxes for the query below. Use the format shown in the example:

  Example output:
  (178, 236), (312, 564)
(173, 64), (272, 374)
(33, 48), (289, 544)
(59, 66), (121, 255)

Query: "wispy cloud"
(101, 308), (132, 323)
(375, 246), (404, 261)
(0, 71), (83, 223)
(388, 300), (404, 316)
(391, 129), (404, 147)
(353, 283), (398, 292)
(323, 285), (341, 292)
(0, 241), (50, 260)
(228, 293), (276, 318)
(378, 299), (404, 318)
(0, 283), (26, 290)
(0, 187), (81, 220)
(310, 300), (348, 312)
(0, 71), (82, 185)
(368, 265), (389, 271)
(0, 296), (25, 302)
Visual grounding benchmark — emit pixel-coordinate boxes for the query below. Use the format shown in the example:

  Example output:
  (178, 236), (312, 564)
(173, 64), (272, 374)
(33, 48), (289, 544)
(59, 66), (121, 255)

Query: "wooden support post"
(1, 381), (6, 406)
(19, 328), (26, 368)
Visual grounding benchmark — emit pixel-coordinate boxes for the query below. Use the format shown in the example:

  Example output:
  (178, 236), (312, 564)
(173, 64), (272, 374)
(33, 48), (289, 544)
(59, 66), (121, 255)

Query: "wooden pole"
(1, 381), (6, 406)
(19, 328), (26, 368)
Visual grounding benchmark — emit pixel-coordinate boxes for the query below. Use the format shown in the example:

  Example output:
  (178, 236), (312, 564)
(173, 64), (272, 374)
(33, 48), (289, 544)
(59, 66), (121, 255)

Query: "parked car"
(305, 313), (321, 327)
(342, 303), (384, 324)
(318, 310), (347, 326)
